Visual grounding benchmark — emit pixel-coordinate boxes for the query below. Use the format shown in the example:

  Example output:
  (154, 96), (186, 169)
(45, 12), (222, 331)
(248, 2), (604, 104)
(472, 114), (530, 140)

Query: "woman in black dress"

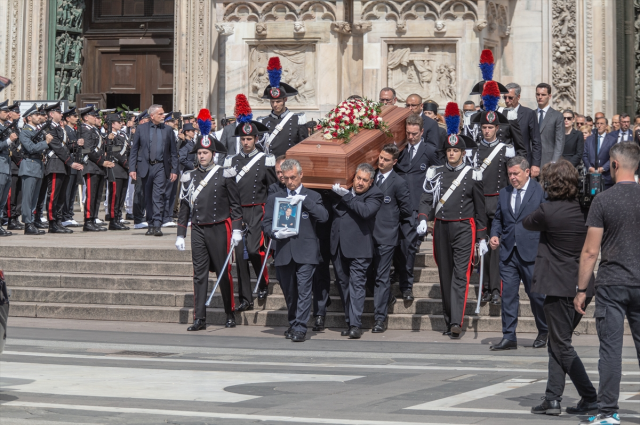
(561, 110), (584, 167)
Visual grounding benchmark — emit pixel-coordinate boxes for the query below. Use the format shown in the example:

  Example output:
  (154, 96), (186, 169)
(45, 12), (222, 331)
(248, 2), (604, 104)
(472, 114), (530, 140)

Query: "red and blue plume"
(234, 94), (253, 124)
(197, 109), (212, 136)
(479, 49), (495, 82)
(444, 102), (461, 136)
(267, 57), (282, 89)
(481, 80), (501, 112)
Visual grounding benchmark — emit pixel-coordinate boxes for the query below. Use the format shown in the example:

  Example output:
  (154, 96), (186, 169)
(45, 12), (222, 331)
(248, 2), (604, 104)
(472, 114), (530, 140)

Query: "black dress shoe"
(7, 219), (24, 230)
(291, 331), (306, 342)
(120, 220), (131, 225)
(109, 221), (126, 231)
(450, 323), (462, 339)
(565, 398), (598, 414)
(372, 320), (386, 333)
(187, 318), (206, 331)
(533, 333), (548, 348)
(340, 328), (350, 336)
(388, 295), (397, 308)
(442, 329), (452, 336)
(25, 223), (45, 235)
(83, 221), (101, 232)
(312, 316), (325, 332)
(531, 398), (561, 416)
(57, 221), (73, 233)
(145, 227), (155, 235)
(481, 291), (492, 303)
(235, 300), (254, 312)
(95, 220), (107, 231)
(490, 338), (518, 351)
(34, 220), (48, 229)
(491, 291), (501, 305)
(402, 289), (414, 301)
(348, 326), (362, 339)
(153, 227), (163, 236)
(257, 288), (268, 300)
(284, 327), (293, 339)
(225, 313), (236, 328)
(126, 213), (134, 220)
(0, 226), (12, 237)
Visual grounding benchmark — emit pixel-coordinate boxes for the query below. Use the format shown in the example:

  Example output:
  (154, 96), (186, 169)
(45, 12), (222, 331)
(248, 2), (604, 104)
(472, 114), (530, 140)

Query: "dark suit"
(129, 122), (178, 227)
(491, 178), (547, 341)
(522, 200), (597, 403)
(277, 214), (296, 228)
(516, 105), (542, 168)
(263, 186), (328, 334)
(61, 125), (80, 222)
(421, 114), (445, 165)
(330, 186), (383, 328)
(562, 129), (584, 167)
(582, 132), (615, 187)
(369, 171), (412, 322)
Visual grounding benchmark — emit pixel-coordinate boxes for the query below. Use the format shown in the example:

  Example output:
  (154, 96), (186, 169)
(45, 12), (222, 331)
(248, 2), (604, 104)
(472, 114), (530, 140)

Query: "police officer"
(178, 123), (197, 173)
(77, 106), (116, 232)
(104, 114), (130, 230)
(43, 102), (84, 233)
(60, 108), (85, 228)
(257, 57), (308, 158)
(470, 108), (516, 304)
(0, 100), (15, 236)
(417, 102), (488, 339)
(175, 132), (243, 331)
(5, 102), (24, 231)
(33, 106), (51, 229)
(225, 115), (277, 308)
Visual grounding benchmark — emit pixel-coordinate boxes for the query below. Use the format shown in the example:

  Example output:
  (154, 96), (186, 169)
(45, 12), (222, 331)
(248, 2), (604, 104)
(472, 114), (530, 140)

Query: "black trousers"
(544, 295), (597, 402)
(7, 174), (22, 220)
(394, 212), (419, 291)
(84, 173), (104, 222)
(163, 177), (179, 223)
(105, 178), (127, 222)
(45, 172), (70, 222)
(191, 222), (235, 317)
(142, 163), (167, 228)
(333, 243), (371, 329)
(278, 260), (315, 333)
(433, 219), (475, 328)
(62, 173), (80, 222)
(234, 204), (268, 304)
(481, 196), (501, 294)
(133, 175), (146, 224)
(35, 175), (49, 220)
(312, 235), (332, 317)
(371, 243), (396, 322)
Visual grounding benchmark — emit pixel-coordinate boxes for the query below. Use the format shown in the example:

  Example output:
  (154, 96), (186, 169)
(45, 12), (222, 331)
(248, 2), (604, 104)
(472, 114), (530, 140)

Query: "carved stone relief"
(361, 0), (478, 23)
(386, 44), (456, 104)
(224, 1), (337, 23)
(486, 1), (509, 37)
(248, 44), (317, 107)
(551, 0), (577, 110)
(52, 0), (84, 105)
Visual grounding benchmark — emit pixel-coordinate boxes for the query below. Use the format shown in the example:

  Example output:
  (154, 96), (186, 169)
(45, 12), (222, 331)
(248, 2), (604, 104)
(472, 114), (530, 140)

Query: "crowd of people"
(1, 51), (640, 425)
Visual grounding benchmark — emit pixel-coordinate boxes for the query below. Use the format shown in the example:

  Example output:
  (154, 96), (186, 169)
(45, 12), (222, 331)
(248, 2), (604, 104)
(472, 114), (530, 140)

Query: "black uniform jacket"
(330, 185), (383, 259)
(422, 114), (445, 165)
(517, 105), (542, 168)
(177, 165), (243, 238)
(418, 163), (487, 239)
(263, 186), (328, 266)
(106, 131), (129, 181)
(227, 150), (277, 206)
(43, 122), (74, 175)
(372, 170), (412, 246)
(78, 123), (106, 176)
(496, 117), (527, 158)
(63, 125), (81, 175)
(476, 140), (514, 195)
(8, 123), (22, 173)
(258, 110), (307, 158)
(394, 139), (439, 211)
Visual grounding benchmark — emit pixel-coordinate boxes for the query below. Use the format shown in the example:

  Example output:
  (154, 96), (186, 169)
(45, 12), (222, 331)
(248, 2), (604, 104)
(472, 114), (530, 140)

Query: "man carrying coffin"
(418, 102), (488, 340)
(263, 159), (328, 342)
(175, 111), (243, 331)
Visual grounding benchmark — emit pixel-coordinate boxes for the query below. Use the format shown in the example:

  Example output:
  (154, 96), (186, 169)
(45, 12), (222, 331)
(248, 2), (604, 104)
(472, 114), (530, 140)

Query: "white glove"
(332, 183), (349, 196)
(230, 229), (243, 248)
(417, 220), (427, 236)
(288, 194), (306, 205)
(175, 236), (185, 251)
(274, 228), (297, 239)
(478, 239), (489, 256)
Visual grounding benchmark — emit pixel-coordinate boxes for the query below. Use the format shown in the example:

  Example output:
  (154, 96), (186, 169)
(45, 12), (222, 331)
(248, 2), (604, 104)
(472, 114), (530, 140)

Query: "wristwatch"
(576, 287), (587, 293)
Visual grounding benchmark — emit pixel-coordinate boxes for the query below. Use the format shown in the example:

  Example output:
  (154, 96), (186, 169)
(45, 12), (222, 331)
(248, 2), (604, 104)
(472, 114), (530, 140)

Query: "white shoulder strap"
(479, 143), (505, 172)
(236, 152), (265, 183)
(264, 111), (294, 154)
(190, 165), (220, 206)
(435, 166), (472, 215)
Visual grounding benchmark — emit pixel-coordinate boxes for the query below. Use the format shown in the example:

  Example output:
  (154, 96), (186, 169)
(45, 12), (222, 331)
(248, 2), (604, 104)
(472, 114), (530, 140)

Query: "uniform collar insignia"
(481, 138), (499, 147)
(445, 162), (466, 171)
(269, 108), (289, 120)
(241, 148), (259, 158)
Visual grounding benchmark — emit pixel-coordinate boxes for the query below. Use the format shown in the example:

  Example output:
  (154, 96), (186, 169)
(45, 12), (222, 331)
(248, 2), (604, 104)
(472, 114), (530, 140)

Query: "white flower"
(323, 133), (333, 140)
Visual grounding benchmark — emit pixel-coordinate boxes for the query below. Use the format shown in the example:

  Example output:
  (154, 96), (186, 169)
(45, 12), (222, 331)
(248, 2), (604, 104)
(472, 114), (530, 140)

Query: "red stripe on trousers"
(48, 174), (56, 221)
(432, 218), (438, 267)
(258, 204), (269, 286)
(111, 181), (116, 219)
(7, 188), (11, 218)
(224, 217), (235, 311)
(85, 174), (91, 220)
(460, 218), (477, 326)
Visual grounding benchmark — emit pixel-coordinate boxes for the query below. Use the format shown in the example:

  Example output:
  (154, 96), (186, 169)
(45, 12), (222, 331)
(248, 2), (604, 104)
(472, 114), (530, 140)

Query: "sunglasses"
(503, 95), (515, 100)
(405, 103), (421, 108)
(379, 98), (393, 103)
(564, 117), (574, 121)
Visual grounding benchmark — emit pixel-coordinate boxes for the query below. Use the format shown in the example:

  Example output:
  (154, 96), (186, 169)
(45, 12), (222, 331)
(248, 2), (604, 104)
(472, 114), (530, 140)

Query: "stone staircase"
(0, 242), (607, 334)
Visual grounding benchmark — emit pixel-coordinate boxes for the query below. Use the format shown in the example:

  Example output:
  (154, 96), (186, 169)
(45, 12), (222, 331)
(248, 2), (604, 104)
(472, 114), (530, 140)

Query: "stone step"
(0, 258), (193, 277)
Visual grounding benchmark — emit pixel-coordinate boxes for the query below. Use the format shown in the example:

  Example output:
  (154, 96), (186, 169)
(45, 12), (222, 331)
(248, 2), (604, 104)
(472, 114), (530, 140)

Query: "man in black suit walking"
(129, 104), (178, 237)
(504, 83), (542, 178)
(330, 163), (383, 339)
(263, 159), (328, 342)
(370, 144), (412, 333)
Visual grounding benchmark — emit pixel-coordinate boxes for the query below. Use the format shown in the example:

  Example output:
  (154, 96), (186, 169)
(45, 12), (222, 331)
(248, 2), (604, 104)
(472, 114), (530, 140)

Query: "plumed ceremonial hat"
(261, 57), (298, 100)
(190, 133), (227, 154)
(441, 102), (476, 151)
(470, 81), (510, 125)
(470, 50), (509, 96)
(233, 94), (269, 136)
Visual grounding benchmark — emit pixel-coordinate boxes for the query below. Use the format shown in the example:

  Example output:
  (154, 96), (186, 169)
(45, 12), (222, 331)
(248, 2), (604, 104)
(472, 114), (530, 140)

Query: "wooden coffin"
(285, 105), (412, 189)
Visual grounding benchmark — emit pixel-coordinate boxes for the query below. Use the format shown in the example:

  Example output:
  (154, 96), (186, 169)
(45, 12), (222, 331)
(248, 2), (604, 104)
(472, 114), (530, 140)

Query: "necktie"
(289, 190), (294, 197)
(409, 145), (415, 160)
(150, 125), (158, 161)
(514, 188), (523, 215)
(377, 174), (384, 187)
(538, 110), (544, 128)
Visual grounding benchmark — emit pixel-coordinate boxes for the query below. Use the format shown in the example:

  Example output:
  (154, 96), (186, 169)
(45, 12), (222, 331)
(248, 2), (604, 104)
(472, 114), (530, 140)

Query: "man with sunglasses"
(404, 93), (442, 166)
(504, 83), (541, 178)
(379, 87), (397, 106)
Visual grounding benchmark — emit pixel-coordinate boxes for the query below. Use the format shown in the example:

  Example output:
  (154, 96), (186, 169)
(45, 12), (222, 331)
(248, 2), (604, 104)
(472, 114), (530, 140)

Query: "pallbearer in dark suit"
(104, 114), (130, 230)
(418, 103), (487, 339)
(330, 163), (383, 339)
(263, 159), (328, 342)
(175, 134), (243, 331)
(42, 102), (84, 233)
(225, 98), (277, 308)
(370, 144), (412, 333)
(60, 108), (84, 228)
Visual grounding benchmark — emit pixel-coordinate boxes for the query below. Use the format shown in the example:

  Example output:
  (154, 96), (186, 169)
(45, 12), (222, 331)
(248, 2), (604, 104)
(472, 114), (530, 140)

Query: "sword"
(475, 243), (485, 315)
(205, 247), (235, 307)
(253, 238), (273, 294)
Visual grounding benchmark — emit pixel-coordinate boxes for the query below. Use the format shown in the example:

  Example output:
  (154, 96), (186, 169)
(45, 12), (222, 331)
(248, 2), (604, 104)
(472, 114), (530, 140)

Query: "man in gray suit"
(19, 105), (53, 235)
(218, 118), (239, 156)
(535, 83), (565, 166)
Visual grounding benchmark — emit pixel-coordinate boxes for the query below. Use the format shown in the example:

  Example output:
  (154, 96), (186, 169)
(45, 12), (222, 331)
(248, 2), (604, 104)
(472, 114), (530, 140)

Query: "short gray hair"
(380, 87), (396, 97)
(356, 163), (376, 180)
(281, 158), (302, 174)
(505, 83), (521, 97)
(507, 156), (529, 171)
(148, 104), (163, 116)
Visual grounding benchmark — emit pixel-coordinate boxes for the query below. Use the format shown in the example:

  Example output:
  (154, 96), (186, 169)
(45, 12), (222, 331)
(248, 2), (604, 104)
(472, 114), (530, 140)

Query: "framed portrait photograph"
(272, 197), (301, 234)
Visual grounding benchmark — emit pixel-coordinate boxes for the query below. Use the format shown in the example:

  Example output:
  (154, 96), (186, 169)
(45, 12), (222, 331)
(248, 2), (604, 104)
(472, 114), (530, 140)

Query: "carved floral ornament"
(223, 1), (337, 22)
(551, 0), (577, 109)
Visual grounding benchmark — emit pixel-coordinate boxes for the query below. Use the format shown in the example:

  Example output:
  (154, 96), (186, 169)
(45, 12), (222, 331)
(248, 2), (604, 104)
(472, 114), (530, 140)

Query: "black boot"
(225, 313), (236, 328)
(0, 226), (12, 237)
(7, 218), (24, 230)
(25, 223), (44, 235)
(531, 398), (561, 416)
(83, 221), (101, 232)
(57, 221), (73, 233)
(145, 227), (155, 236)
(34, 219), (48, 229)
(109, 220), (125, 231)
(94, 220), (107, 231)
(312, 316), (325, 332)
(187, 318), (206, 331)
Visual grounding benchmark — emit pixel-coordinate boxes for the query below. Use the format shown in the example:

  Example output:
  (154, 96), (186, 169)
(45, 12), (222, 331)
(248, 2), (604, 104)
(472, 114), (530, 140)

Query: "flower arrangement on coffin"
(316, 98), (391, 142)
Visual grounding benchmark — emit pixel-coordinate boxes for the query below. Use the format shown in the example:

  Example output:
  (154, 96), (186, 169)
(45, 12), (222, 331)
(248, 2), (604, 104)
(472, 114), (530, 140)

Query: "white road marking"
(0, 362), (360, 403)
(2, 402), (467, 425)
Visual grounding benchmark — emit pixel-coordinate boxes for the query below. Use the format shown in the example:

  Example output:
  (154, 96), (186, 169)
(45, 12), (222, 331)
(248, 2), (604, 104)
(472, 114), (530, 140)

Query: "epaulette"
(223, 166), (237, 178)
(426, 165), (443, 180)
(180, 171), (192, 182)
(223, 155), (234, 167)
(294, 112), (307, 125)
(472, 168), (483, 181)
(505, 144), (515, 158)
(265, 154), (275, 167)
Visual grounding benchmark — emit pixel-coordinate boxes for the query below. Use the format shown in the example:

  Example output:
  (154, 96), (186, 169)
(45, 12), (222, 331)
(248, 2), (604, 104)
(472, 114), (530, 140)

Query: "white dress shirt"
(407, 140), (422, 160)
(617, 129), (632, 143)
(536, 104), (550, 123)
(510, 177), (530, 213)
(376, 169), (392, 187)
(288, 184), (302, 197)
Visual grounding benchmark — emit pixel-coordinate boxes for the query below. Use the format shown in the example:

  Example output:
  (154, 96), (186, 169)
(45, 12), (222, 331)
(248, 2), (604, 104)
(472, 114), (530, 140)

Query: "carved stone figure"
(331, 21), (351, 35)
(256, 23), (268, 37)
(68, 70), (79, 102)
(434, 20), (446, 32)
(215, 23), (234, 36)
(294, 21), (306, 34)
(54, 71), (62, 99)
(551, 0), (577, 109)
(59, 71), (70, 101)
(475, 19), (488, 32)
(352, 21), (372, 34)
(396, 21), (407, 33)
(72, 37), (83, 64)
